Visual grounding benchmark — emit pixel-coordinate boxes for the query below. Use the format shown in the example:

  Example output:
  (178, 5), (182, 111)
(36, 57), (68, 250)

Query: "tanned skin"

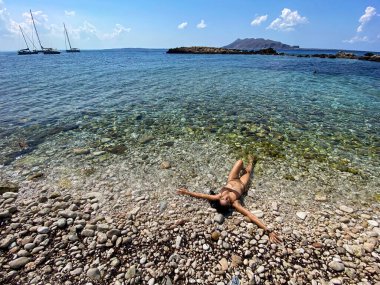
(177, 156), (282, 244)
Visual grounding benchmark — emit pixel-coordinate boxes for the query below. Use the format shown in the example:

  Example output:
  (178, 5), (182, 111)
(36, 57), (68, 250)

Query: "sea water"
(0, 49), (379, 199)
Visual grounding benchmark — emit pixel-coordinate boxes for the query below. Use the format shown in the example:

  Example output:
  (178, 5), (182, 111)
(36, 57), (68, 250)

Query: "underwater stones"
(139, 135), (155, 144)
(73, 148), (90, 155)
(2, 192), (18, 199)
(27, 172), (44, 180)
(339, 205), (354, 213)
(0, 181), (19, 194)
(160, 161), (171, 169)
(314, 194), (327, 202)
(107, 144), (127, 154)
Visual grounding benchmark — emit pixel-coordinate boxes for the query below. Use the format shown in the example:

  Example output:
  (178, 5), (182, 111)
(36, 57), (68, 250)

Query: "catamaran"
(17, 25), (38, 55)
(30, 9), (60, 54)
(64, 23), (80, 53)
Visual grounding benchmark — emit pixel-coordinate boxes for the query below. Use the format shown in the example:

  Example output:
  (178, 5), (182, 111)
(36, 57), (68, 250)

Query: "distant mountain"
(223, 38), (299, 50)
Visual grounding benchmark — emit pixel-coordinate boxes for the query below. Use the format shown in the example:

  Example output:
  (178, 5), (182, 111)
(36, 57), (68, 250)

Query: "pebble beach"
(0, 136), (379, 285)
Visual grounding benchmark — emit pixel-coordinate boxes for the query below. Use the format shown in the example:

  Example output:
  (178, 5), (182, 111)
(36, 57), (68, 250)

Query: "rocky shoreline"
(167, 47), (380, 62)
(1, 139), (379, 285)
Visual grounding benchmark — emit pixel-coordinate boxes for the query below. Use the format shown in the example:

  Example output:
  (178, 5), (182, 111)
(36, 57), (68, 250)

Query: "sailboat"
(64, 23), (80, 53)
(30, 9), (60, 54)
(17, 25), (38, 55)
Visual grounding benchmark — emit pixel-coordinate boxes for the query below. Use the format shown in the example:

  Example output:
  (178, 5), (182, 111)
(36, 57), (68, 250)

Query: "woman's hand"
(176, 188), (189, 195)
(269, 231), (282, 244)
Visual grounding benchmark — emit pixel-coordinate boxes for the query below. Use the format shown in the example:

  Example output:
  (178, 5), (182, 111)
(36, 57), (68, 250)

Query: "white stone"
(339, 205), (354, 213)
(296, 212), (308, 220)
(175, 235), (182, 249)
(252, 210), (264, 218)
(367, 220), (378, 227)
(37, 227), (50, 234)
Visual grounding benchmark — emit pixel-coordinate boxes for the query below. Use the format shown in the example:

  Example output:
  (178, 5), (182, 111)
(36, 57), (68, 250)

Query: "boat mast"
(63, 23), (72, 49)
(19, 26), (30, 50)
(30, 9), (43, 50)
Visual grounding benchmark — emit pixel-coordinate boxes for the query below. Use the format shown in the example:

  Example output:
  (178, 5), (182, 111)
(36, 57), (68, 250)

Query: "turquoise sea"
(0, 49), (379, 185)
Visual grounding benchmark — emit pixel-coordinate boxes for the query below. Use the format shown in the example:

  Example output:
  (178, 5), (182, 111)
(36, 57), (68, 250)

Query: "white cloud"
(251, 15), (268, 26)
(357, 6), (376, 32)
(101, 24), (131, 40)
(267, 8), (307, 31)
(65, 10), (76, 17)
(196, 19), (206, 29)
(177, 22), (188, 29)
(343, 35), (369, 44)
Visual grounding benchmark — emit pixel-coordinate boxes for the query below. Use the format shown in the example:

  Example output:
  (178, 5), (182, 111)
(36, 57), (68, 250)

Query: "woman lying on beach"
(177, 157), (282, 243)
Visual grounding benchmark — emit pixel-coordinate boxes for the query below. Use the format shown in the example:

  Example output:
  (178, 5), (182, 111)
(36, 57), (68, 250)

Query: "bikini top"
(221, 186), (241, 199)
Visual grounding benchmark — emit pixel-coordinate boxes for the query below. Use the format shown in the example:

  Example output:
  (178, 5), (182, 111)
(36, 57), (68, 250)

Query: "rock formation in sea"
(223, 38), (299, 50)
(166, 46), (278, 55)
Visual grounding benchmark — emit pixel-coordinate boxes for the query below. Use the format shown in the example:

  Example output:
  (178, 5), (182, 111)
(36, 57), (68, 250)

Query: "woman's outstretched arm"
(177, 188), (221, 201)
(232, 200), (282, 243)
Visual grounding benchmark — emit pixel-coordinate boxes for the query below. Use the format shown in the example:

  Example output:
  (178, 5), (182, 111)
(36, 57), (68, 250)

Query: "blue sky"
(1, 0), (379, 51)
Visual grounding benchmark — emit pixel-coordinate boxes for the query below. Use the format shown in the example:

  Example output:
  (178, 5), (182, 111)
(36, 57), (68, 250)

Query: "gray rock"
(214, 214), (225, 224)
(87, 267), (101, 280)
(107, 229), (121, 238)
(0, 235), (16, 249)
(37, 226), (50, 234)
(343, 244), (364, 257)
(159, 201), (168, 213)
(70, 267), (83, 276)
(129, 206), (141, 216)
(82, 229), (95, 237)
(148, 278), (155, 285)
(97, 232), (108, 244)
(24, 243), (35, 251)
(328, 261), (345, 272)
(125, 265), (136, 279)
(97, 223), (109, 232)
(9, 257), (30, 269)
(58, 210), (77, 219)
(57, 218), (67, 228)
(0, 210), (11, 219)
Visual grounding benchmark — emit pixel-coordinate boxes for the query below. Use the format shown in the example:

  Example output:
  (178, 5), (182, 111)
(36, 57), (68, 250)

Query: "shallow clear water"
(0, 49), (379, 176)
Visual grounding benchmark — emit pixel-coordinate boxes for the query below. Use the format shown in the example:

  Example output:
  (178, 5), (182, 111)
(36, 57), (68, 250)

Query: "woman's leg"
(227, 160), (244, 181)
(239, 157), (254, 190)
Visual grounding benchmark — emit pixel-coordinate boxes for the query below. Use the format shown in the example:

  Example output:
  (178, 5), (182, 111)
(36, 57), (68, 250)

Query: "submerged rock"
(0, 181), (19, 194)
